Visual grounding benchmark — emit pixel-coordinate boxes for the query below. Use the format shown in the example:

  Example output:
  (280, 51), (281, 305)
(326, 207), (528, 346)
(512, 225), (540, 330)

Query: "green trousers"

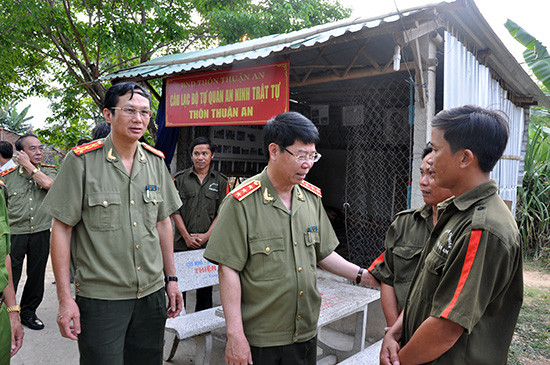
(76, 288), (167, 365)
(0, 303), (11, 365)
(250, 336), (317, 365)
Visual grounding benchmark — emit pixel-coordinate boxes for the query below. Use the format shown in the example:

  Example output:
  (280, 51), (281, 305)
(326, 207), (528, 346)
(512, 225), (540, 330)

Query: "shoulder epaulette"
(0, 166), (17, 177)
(142, 143), (165, 158)
(231, 180), (261, 201)
(0, 178), (4, 186)
(72, 140), (103, 156)
(40, 163), (57, 168)
(394, 208), (415, 218)
(299, 180), (322, 197)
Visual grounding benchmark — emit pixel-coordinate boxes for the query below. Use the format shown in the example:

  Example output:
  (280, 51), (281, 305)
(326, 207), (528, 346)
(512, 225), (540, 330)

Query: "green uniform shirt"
(369, 204), (433, 312)
(0, 190), (10, 293)
(172, 167), (228, 251)
(41, 136), (182, 300)
(403, 180), (523, 364)
(2, 164), (57, 234)
(204, 168), (339, 347)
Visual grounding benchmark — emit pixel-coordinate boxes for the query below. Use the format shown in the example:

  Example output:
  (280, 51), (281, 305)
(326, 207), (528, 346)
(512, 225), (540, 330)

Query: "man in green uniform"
(171, 136), (228, 312)
(41, 82), (183, 364)
(0, 184), (24, 364)
(204, 112), (379, 365)
(368, 146), (452, 326)
(381, 105), (523, 364)
(1, 134), (57, 330)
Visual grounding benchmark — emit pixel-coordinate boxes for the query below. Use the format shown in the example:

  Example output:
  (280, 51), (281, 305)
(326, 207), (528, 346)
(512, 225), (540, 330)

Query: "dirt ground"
(523, 266), (550, 289)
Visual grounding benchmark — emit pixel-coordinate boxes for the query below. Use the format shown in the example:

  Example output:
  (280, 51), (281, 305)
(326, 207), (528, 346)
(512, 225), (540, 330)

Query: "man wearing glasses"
(204, 112), (378, 365)
(1, 133), (57, 330)
(42, 82), (183, 364)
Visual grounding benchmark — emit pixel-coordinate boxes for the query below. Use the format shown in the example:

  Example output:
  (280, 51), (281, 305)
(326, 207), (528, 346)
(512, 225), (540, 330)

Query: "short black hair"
(422, 145), (433, 159)
(103, 82), (152, 110)
(15, 133), (39, 152)
(190, 137), (215, 154)
(262, 112), (319, 160)
(92, 121), (111, 140)
(0, 141), (13, 159)
(432, 105), (509, 173)
(76, 138), (91, 146)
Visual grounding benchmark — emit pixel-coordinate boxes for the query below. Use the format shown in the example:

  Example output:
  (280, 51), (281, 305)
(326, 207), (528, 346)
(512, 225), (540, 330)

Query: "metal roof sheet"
(101, 5), (433, 81)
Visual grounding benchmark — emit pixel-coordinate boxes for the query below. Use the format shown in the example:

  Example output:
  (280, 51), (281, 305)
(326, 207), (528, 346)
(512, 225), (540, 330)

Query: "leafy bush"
(516, 123), (550, 266)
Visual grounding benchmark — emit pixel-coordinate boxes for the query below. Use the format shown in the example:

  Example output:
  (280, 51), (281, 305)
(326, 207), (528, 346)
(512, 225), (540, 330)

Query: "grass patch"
(508, 265), (550, 364)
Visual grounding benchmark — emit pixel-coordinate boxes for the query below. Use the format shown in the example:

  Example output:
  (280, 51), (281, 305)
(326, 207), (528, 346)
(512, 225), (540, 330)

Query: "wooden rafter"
(301, 47), (327, 84)
(343, 38), (369, 78)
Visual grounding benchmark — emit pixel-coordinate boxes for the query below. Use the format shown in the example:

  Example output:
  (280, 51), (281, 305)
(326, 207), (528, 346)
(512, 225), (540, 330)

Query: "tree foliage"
(0, 0), (350, 149)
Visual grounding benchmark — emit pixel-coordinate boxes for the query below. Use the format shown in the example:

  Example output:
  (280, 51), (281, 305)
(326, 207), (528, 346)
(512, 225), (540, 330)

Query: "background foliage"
(0, 0), (350, 149)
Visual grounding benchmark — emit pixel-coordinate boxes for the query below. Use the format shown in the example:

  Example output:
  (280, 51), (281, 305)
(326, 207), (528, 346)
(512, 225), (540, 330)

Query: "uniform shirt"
(204, 168), (339, 347)
(402, 180), (523, 364)
(368, 204), (433, 312)
(0, 188), (10, 293)
(41, 136), (182, 300)
(1, 164), (57, 234)
(172, 167), (228, 251)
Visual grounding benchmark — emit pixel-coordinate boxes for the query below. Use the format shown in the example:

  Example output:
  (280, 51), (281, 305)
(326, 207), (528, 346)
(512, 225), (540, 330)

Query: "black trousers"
(10, 230), (50, 318)
(250, 336), (317, 365)
(182, 286), (213, 312)
(76, 288), (167, 365)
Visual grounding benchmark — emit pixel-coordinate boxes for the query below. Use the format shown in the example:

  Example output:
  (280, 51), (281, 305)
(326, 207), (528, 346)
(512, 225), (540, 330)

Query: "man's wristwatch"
(165, 276), (178, 283)
(355, 268), (365, 284)
(6, 305), (21, 314)
(31, 168), (39, 176)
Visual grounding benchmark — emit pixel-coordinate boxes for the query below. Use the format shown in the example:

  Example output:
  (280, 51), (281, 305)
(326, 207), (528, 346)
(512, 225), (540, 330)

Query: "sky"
(21, 0), (549, 129)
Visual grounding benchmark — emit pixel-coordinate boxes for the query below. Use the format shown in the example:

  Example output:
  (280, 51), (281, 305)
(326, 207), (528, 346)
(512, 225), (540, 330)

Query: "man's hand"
(9, 313), (23, 357)
(225, 333), (253, 365)
(14, 150), (32, 170)
(191, 233), (209, 247)
(184, 234), (202, 249)
(165, 281), (183, 318)
(57, 298), (81, 340)
(380, 330), (401, 365)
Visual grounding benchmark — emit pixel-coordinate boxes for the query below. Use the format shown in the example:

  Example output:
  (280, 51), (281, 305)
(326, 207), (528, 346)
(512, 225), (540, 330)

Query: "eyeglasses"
(282, 146), (322, 163)
(110, 107), (153, 119)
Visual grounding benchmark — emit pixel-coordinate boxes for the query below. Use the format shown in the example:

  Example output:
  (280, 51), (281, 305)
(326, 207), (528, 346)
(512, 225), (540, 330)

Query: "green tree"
(0, 103), (33, 133)
(0, 0), (350, 149)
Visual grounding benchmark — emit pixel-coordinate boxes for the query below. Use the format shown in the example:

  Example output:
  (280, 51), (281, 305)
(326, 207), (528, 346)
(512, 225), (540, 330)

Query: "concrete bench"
(337, 339), (383, 364)
(163, 249), (225, 364)
(316, 271), (382, 363)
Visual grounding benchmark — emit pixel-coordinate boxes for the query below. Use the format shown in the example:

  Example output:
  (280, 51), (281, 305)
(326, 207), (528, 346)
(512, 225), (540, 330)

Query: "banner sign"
(166, 61), (289, 126)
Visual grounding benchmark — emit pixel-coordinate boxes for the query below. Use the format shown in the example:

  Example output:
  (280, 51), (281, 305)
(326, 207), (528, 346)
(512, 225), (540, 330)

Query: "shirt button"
(131, 200), (135, 205)
(30, 207), (33, 211)
(294, 332), (299, 337)
(137, 266), (142, 271)
(133, 222), (137, 227)
(153, 199), (157, 204)
(30, 217), (34, 220)
(29, 197), (33, 201)
(136, 245), (141, 249)
(265, 247), (270, 253)
(103, 201), (108, 207)
(298, 267), (302, 272)
(293, 338), (298, 343)
(13, 192), (16, 195)
(297, 315), (301, 320)
(294, 242), (298, 246)
(76, 289), (80, 294)
(299, 291), (304, 296)
(75, 283), (80, 287)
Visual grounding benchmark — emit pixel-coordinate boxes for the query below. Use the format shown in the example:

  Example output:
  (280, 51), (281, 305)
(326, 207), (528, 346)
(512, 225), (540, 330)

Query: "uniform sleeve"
(316, 203), (340, 261)
(156, 163), (182, 222)
(40, 152), (84, 227)
(216, 174), (229, 212)
(204, 196), (249, 271)
(429, 229), (520, 333)
(43, 166), (58, 179)
(368, 219), (399, 286)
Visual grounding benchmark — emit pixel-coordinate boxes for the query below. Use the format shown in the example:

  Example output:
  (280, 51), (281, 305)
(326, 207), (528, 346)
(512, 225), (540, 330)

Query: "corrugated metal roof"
(101, 4), (440, 81)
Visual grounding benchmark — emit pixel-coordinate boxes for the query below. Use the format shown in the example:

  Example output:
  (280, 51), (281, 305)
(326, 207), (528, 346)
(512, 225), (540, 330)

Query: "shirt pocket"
(393, 244), (423, 284)
(142, 190), (164, 228)
(248, 236), (285, 281)
(304, 231), (320, 270)
(416, 249), (446, 304)
(87, 192), (121, 231)
(205, 189), (219, 216)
